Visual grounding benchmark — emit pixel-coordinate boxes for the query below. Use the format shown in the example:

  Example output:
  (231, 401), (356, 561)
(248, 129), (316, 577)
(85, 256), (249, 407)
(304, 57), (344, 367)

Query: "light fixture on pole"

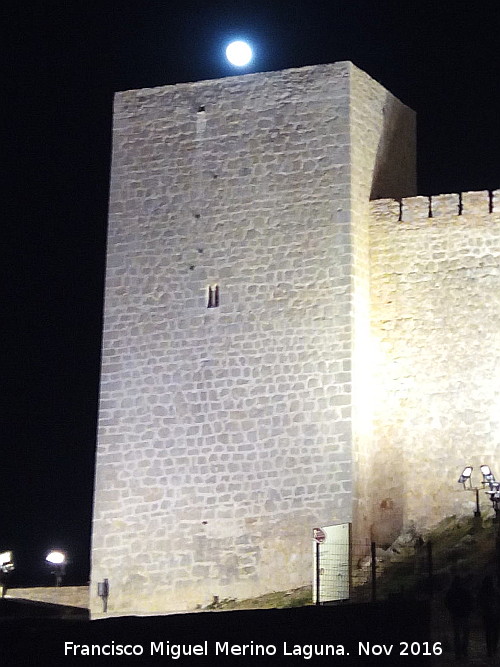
(0, 551), (15, 599)
(485, 482), (500, 513)
(457, 464), (498, 518)
(479, 466), (500, 580)
(45, 550), (67, 587)
(478, 465), (499, 516)
(480, 464), (496, 485)
(458, 465), (481, 517)
(458, 466), (473, 486)
(484, 472), (500, 519)
(0, 551), (14, 574)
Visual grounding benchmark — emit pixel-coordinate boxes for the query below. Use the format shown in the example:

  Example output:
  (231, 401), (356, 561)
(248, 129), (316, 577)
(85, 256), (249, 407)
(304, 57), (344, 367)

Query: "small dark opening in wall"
(198, 106), (205, 113)
(207, 284), (219, 308)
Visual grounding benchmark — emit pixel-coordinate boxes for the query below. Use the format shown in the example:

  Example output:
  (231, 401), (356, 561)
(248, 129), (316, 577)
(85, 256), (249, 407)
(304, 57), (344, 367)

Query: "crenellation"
(430, 192), (460, 217)
(369, 198), (400, 224)
(461, 190), (490, 215)
(401, 195), (430, 221)
(371, 190), (500, 226)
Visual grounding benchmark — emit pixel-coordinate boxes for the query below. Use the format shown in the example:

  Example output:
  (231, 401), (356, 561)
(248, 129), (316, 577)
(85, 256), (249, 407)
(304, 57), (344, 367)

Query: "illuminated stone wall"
(369, 191), (500, 543)
(91, 62), (415, 616)
(349, 68), (416, 543)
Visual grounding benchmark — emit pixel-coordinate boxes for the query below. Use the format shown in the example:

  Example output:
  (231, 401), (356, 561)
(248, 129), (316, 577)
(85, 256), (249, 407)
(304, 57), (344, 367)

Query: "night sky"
(3, 2), (500, 586)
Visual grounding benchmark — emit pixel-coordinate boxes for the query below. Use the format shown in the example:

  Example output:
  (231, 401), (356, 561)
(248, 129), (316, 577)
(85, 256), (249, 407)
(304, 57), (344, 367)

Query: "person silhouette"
(445, 575), (473, 659)
(477, 575), (500, 658)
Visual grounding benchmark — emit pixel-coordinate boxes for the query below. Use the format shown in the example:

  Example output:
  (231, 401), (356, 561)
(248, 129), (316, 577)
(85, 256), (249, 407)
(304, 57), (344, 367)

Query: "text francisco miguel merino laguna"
(64, 640), (443, 658)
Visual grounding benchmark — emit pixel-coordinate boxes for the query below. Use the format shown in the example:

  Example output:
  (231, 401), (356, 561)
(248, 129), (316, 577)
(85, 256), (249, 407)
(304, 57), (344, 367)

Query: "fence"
(314, 539), (434, 605)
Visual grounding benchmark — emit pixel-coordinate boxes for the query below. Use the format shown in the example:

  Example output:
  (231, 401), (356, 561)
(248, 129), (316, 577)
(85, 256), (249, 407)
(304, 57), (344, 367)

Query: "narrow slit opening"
(207, 284), (219, 308)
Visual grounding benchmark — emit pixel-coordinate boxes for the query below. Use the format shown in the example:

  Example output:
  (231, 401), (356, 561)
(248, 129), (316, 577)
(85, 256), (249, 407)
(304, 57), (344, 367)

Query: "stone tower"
(90, 61), (416, 616)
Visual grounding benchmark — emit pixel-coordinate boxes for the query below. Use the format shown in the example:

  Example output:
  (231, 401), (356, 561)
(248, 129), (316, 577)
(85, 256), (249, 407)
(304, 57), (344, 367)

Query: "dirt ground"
(431, 598), (497, 665)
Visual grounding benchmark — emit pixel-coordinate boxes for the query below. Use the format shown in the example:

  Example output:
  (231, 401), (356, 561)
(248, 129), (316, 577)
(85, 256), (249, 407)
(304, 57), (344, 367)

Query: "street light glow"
(0, 551), (13, 566)
(0, 551), (14, 572)
(46, 550), (66, 565)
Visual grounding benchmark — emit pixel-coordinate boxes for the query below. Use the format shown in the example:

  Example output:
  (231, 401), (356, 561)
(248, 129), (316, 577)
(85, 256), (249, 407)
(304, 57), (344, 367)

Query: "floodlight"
(45, 550), (67, 586)
(486, 481), (500, 496)
(458, 464), (500, 517)
(483, 479), (500, 518)
(0, 551), (14, 573)
(480, 464), (495, 483)
(46, 550), (66, 565)
(457, 466), (483, 516)
(458, 466), (473, 485)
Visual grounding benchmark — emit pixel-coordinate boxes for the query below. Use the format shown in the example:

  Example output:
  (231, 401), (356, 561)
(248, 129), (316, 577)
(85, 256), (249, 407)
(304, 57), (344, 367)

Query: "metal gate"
(312, 523), (351, 604)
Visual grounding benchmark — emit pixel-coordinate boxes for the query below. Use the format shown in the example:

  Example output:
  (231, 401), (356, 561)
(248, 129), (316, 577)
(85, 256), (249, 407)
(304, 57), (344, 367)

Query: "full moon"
(225, 40), (253, 67)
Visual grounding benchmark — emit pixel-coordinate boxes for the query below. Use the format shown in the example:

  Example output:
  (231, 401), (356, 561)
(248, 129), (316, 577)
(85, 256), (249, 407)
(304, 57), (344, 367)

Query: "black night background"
(3, 0), (500, 591)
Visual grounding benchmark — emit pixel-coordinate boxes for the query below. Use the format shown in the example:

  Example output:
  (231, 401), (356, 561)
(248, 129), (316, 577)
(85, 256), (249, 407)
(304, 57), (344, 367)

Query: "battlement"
(370, 189), (500, 223)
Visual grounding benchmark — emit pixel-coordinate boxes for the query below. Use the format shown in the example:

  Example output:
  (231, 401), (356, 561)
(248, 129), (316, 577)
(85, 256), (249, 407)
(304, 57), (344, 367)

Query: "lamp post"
(45, 550), (67, 587)
(480, 465), (500, 520)
(477, 465), (500, 581)
(458, 466), (481, 517)
(458, 465), (500, 578)
(0, 551), (15, 598)
(458, 464), (500, 517)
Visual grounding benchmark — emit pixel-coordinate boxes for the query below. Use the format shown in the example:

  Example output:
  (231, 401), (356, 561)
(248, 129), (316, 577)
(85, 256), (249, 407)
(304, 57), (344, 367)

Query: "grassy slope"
(205, 515), (500, 610)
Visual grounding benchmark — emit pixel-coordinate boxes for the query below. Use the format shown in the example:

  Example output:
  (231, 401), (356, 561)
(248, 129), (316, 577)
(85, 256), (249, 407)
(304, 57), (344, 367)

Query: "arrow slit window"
(207, 284), (219, 308)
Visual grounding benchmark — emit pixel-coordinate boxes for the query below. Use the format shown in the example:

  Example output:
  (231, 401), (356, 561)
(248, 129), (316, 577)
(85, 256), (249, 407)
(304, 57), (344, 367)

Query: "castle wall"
(369, 191), (500, 542)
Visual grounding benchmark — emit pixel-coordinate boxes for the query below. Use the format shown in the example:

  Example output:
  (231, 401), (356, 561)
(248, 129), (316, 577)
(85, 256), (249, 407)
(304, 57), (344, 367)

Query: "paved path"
(431, 600), (496, 665)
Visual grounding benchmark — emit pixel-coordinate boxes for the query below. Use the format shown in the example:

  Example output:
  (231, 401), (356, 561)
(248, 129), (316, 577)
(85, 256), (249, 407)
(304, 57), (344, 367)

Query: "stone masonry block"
(401, 196), (430, 222)
(369, 199), (400, 223)
(430, 193), (460, 217)
(461, 190), (490, 215)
